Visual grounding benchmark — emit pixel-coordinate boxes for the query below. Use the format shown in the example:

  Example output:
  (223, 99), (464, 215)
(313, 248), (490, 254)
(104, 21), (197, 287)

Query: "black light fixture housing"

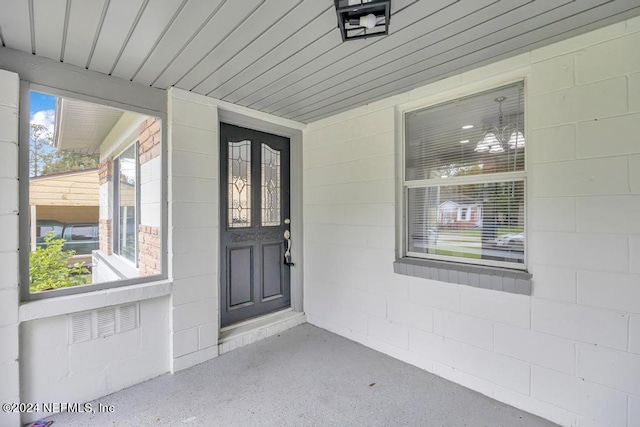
(335, 0), (391, 42)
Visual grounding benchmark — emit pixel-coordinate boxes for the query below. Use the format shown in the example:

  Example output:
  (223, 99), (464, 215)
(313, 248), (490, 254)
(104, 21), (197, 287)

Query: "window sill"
(19, 279), (172, 322)
(393, 257), (531, 295)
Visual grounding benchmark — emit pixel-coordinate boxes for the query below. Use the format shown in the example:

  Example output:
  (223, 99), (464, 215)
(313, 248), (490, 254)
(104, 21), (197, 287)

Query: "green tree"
(30, 232), (90, 292)
(41, 150), (100, 175)
(30, 123), (54, 177)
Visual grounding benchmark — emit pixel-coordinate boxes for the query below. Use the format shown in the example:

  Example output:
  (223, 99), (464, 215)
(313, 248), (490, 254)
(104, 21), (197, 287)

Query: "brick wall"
(138, 225), (160, 276)
(303, 18), (640, 427)
(98, 157), (112, 185)
(139, 117), (161, 165)
(99, 219), (112, 255)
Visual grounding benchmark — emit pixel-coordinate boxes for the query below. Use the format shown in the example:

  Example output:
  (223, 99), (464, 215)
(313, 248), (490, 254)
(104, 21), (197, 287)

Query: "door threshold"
(218, 309), (305, 355)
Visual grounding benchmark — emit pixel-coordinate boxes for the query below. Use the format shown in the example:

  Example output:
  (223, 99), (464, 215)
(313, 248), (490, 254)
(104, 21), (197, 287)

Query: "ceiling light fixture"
(475, 96), (525, 154)
(462, 125), (474, 129)
(335, 0), (391, 42)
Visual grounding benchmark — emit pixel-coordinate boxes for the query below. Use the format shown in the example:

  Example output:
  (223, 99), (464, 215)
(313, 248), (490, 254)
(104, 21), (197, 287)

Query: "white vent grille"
(97, 308), (116, 338)
(70, 312), (93, 344)
(118, 304), (138, 332)
(68, 303), (140, 344)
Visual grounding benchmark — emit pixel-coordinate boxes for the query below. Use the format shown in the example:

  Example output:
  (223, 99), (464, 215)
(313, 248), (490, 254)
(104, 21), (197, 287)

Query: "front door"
(220, 123), (291, 327)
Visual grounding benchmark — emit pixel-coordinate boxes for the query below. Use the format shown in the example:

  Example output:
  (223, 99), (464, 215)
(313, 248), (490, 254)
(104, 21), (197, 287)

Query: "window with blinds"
(404, 82), (526, 269)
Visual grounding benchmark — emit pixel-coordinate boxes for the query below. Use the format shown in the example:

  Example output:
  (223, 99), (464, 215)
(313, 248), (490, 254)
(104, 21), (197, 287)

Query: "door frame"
(217, 108), (304, 324)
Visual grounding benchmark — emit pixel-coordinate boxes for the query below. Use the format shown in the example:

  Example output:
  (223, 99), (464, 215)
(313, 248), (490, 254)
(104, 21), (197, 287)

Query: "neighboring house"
(28, 169), (99, 250)
(0, 4), (639, 427)
(437, 200), (482, 228)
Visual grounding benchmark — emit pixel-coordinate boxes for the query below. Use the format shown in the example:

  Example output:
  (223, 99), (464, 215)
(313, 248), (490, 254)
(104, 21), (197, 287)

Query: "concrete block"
(530, 77), (627, 129)
(365, 292), (387, 318)
(0, 325), (18, 363)
(577, 344), (640, 395)
(408, 328), (461, 365)
(431, 361), (495, 398)
(170, 98), (218, 131)
(0, 215), (17, 253)
(172, 150), (217, 179)
(530, 264), (576, 303)
(531, 298), (628, 350)
(0, 252), (18, 292)
(0, 143), (17, 178)
(531, 232), (628, 272)
(170, 226), (218, 254)
(631, 154), (640, 194)
(460, 289), (530, 328)
(494, 324), (575, 375)
(0, 70), (19, 108)
(456, 343), (530, 394)
(172, 298), (217, 332)
(578, 271), (640, 313)
(630, 396), (640, 427)
(170, 176), (217, 203)
(173, 328), (198, 358)
(575, 32), (640, 84)
(631, 72), (640, 113)
(0, 106), (18, 143)
(577, 195), (640, 234)
(531, 366), (627, 426)
(530, 197), (575, 232)
(493, 387), (578, 427)
(578, 113), (640, 158)
(368, 316), (409, 350)
(441, 311), (493, 350)
(171, 202), (218, 229)
(530, 125), (576, 163)
(530, 22), (625, 62)
(387, 298), (433, 332)
(630, 315), (640, 355)
(170, 123), (218, 155)
(632, 235), (640, 274)
(198, 322), (218, 350)
(531, 157), (629, 197)
(529, 54), (574, 95)
(172, 274), (216, 306)
(0, 288), (18, 326)
(407, 280), (460, 312)
(170, 250), (217, 280)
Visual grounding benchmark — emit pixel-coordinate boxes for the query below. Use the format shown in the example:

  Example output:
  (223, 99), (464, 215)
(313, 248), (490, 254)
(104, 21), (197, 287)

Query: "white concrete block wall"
(168, 88), (220, 372)
(0, 69), (20, 427)
(304, 17), (640, 427)
(20, 297), (170, 424)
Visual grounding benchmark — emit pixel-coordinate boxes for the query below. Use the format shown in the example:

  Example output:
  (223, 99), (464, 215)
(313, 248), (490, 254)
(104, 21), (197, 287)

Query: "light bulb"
(360, 13), (377, 29)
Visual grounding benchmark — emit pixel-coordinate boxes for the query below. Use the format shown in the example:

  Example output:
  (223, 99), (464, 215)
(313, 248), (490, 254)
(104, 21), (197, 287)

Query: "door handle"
(284, 229), (294, 266)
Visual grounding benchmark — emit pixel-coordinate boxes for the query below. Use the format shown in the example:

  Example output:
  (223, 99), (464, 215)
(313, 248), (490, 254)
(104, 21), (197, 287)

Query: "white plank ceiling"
(1, 0), (639, 123)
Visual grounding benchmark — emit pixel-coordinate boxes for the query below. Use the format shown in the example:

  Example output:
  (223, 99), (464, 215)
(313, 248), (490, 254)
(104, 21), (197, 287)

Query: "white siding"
(304, 16), (640, 427)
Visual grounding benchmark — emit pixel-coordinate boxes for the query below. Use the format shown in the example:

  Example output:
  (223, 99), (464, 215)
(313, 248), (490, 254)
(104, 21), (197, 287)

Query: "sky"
(30, 91), (56, 135)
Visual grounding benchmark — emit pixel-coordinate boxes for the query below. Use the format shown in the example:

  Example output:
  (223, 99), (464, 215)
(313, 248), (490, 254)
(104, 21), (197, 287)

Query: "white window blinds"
(404, 82), (526, 268)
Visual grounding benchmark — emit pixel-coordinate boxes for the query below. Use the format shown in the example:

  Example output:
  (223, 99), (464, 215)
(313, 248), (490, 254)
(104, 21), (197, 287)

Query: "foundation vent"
(69, 303), (140, 344)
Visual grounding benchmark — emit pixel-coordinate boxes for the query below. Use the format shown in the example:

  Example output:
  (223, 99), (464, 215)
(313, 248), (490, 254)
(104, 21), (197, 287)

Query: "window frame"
(396, 77), (531, 282)
(19, 82), (168, 302)
(113, 141), (141, 266)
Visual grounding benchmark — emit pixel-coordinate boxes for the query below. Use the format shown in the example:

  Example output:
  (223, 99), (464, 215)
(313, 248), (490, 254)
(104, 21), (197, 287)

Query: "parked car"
(494, 232), (524, 251)
(35, 220), (64, 246)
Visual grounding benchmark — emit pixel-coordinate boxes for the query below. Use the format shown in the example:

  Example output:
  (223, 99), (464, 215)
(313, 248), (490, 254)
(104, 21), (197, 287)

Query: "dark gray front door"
(220, 123), (291, 327)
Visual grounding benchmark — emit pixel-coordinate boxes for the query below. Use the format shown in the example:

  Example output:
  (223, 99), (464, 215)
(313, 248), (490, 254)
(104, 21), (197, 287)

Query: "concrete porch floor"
(47, 324), (557, 426)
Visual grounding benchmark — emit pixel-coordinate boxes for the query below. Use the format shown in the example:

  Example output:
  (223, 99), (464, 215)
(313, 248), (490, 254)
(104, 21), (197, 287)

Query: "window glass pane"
(261, 144), (281, 226)
(28, 90), (163, 295)
(405, 82), (525, 181)
(229, 140), (251, 228)
(408, 180), (525, 265)
(70, 226), (94, 241)
(118, 144), (137, 263)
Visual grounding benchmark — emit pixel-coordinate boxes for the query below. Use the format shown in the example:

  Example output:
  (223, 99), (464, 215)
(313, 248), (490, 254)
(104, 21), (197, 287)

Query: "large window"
(114, 144), (139, 264)
(25, 89), (164, 298)
(403, 82), (526, 269)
